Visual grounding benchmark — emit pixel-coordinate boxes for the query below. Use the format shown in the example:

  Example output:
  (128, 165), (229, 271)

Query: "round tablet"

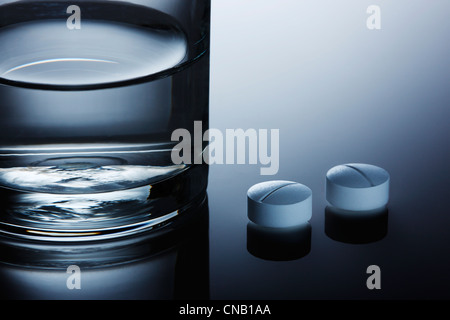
(326, 163), (390, 211)
(247, 181), (312, 228)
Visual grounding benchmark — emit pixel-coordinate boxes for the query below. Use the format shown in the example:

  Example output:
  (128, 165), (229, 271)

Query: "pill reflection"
(325, 206), (388, 244)
(247, 222), (311, 261)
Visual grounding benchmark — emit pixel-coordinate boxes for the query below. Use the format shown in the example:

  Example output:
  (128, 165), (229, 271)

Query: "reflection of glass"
(247, 222), (311, 261)
(325, 206), (388, 244)
(0, 0), (210, 240)
(0, 198), (209, 299)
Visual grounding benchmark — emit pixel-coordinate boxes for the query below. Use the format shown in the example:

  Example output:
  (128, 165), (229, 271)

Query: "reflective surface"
(207, 0), (450, 300)
(0, 0), (449, 300)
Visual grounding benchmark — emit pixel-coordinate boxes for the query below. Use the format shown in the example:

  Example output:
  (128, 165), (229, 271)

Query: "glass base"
(0, 165), (208, 242)
(0, 198), (210, 299)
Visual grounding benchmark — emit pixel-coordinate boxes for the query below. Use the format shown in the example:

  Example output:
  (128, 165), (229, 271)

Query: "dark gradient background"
(207, 0), (450, 299)
(0, 0), (449, 300)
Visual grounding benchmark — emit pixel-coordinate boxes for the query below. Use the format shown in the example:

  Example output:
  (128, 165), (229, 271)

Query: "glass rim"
(0, 0), (210, 91)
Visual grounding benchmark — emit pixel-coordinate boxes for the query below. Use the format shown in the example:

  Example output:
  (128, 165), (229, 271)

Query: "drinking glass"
(0, 0), (210, 241)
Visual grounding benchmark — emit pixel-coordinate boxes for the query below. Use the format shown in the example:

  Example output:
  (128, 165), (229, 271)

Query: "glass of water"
(0, 0), (210, 241)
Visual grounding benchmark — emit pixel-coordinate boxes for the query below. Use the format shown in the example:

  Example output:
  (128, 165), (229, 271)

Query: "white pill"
(326, 163), (390, 211)
(247, 181), (312, 228)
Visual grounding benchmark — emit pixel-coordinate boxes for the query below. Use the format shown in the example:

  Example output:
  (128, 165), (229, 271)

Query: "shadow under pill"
(247, 222), (312, 261)
(324, 206), (388, 244)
